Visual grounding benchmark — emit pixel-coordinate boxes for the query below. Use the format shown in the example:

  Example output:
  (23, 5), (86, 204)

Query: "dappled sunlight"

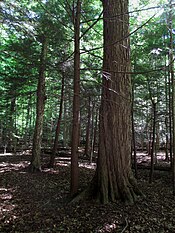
(42, 168), (60, 174)
(97, 221), (118, 232)
(136, 152), (151, 163)
(58, 157), (70, 161)
(0, 188), (13, 200)
(0, 153), (30, 175)
(0, 149), (174, 232)
(0, 153), (14, 157)
(54, 156), (96, 170)
(79, 162), (96, 170)
(0, 161), (30, 173)
(156, 153), (167, 161)
(56, 162), (71, 167)
(136, 152), (169, 164)
(56, 156), (71, 167)
(0, 187), (17, 224)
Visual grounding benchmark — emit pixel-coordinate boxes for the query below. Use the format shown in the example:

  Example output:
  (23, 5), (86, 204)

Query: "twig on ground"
(121, 217), (129, 233)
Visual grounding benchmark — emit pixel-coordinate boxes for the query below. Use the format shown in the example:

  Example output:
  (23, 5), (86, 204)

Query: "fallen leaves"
(0, 153), (175, 232)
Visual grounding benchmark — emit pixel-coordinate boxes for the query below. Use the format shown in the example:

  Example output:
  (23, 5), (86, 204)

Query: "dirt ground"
(0, 151), (175, 233)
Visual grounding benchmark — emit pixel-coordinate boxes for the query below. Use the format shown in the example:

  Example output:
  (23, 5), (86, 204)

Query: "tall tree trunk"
(81, 0), (141, 204)
(169, 0), (175, 195)
(70, 0), (81, 196)
(90, 104), (98, 163)
(49, 74), (65, 168)
(165, 57), (169, 161)
(84, 96), (91, 157)
(8, 94), (16, 151)
(168, 70), (173, 165)
(63, 99), (69, 147)
(30, 35), (47, 172)
(25, 93), (32, 147)
(149, 101), (156, 183)
(147, 78), (157, 183)
(131, 84), (138, 179)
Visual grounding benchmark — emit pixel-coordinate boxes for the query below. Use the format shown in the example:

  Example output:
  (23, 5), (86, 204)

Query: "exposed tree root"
(71, 172), (144, 205)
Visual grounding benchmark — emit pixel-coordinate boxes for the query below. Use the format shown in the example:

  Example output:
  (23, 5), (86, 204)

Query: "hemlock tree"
(84, 0), (141, 204)
(30, 35), (47, 172)
(48, 73), (65, 168)
(71, 0), (81, 196)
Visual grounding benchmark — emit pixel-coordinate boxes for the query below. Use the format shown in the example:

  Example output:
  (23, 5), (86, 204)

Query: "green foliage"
(0, 0), (174, 148)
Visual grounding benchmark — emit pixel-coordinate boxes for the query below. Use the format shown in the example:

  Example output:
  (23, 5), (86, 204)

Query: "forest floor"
(0, 150), (175, 233)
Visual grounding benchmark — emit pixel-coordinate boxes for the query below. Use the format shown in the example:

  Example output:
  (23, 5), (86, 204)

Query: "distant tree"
(168, 0), (175, 195)
(30, 35), (47, 172)
(84, 96), (91, 157)
(48, 73), (64, 168)
(71, 0), (81, 196)
(131, 82), (138, 179)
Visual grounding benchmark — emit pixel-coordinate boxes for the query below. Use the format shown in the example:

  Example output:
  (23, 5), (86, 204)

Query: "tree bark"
(84, 96), (91, 157)
(8, 94), (16, 151)
(165, 65), (169, 161)
(63, 96), (69, 147)
(70, 0), (81, 196)
(90, 104), (98, 163)
(84, 0), (141, 204)
(49, 74), (65, 168)
(30, 35), (47, 172)
(168, 69), (173, 165)
(25, 93), (32, 147)
(168, 0), (175, 195)
(131, 84), (138, 179)
(149, 101), (156, 183)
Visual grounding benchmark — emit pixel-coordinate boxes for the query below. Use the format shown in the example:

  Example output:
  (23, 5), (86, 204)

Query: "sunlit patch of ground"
(97, 220), (118, 232)
(136, 151), (169, 164)
(54, 156), (96, 170)
(55, 157), (71, 167)
(79, 162), (96, 170)
(0, 187), (17, 226)
(0, 153), (14, 156)
(0, 161), (30, 173)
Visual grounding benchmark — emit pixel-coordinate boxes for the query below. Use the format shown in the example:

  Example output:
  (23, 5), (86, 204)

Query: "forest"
(0, 0), (175, 232)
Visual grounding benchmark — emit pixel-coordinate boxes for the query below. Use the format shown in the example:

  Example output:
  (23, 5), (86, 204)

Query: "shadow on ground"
(0, 152), (175, 232)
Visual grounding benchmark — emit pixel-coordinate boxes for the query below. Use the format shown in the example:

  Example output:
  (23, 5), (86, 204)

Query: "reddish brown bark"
(70, 0), (81, 196)
(30, 36), (47, 172)
(88, 0), (140, 204)
(169, 0), (175, 195)
(49, 74), (65, 168)
(149, 100), (156, 183)
(84, 97), (91, 157)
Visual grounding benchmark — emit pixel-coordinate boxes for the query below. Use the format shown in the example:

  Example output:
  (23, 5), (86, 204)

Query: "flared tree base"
(28, 163), (42, 173)
(71, 171), (143, 205)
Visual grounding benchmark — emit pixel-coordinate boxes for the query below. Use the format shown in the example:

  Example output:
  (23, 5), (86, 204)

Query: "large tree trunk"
(91, 0), (140, 204)
(30, 35), (47, 172)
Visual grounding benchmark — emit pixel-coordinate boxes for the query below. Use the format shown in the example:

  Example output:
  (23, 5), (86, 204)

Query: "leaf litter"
(0, 152), (175, 232)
